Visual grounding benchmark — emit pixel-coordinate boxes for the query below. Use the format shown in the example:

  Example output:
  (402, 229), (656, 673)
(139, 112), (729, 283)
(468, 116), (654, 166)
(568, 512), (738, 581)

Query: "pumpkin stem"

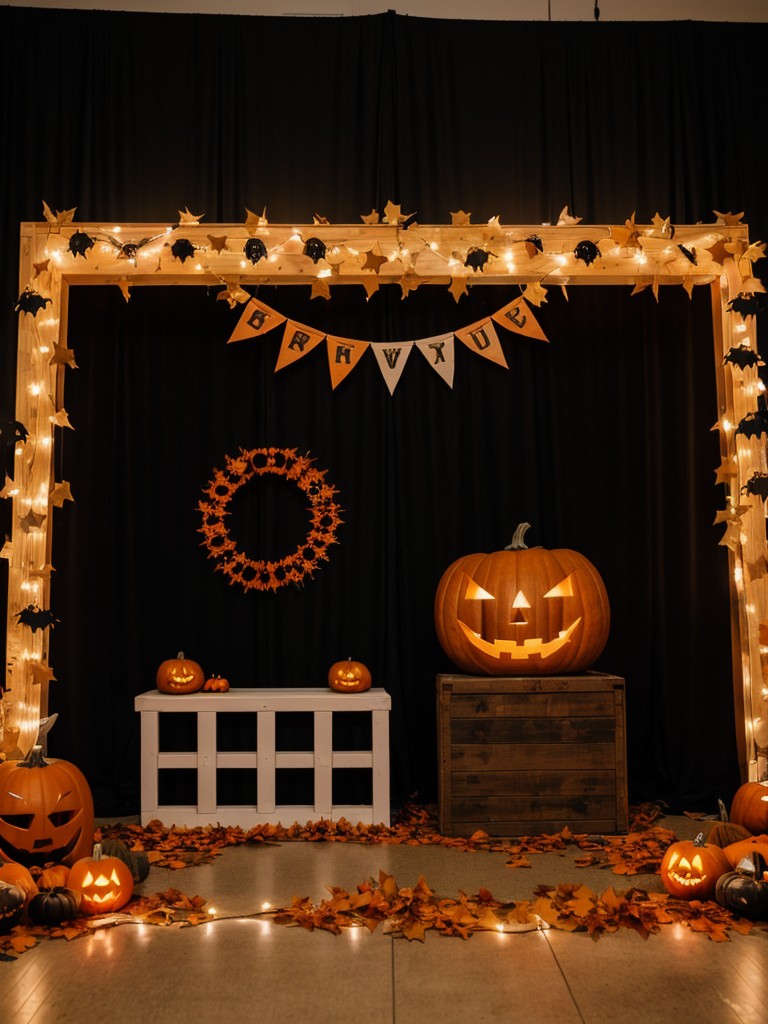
(177, 651), (185, 659)
(20, 744), (47, 769)
(92, 843), (103, 860)
(505, 523), (532, 551)
(693, 832), (705, 847)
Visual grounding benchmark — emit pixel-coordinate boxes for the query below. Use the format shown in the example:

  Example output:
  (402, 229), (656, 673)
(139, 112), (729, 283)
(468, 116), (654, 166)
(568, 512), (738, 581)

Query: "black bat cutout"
(728, 293), (764, 318)
(68, 231), (95, 258)
(244, 238), (267, 265)
(2, 420), (29, 446)
(464, 247), (491, 272)
(15, 604), (59, 632)
(15, 288), (52, 316)
(574, 240), (601, 266)
(743, 473), (768, 499)
(724, 346), (763, 369)
(170, 239), (196, 263)
(736, 410), (768, 439)
(304, 237), (327, 263)
(103, 232), (166, 262)
(525, 234), (544, 253)
(678, 243), (697, 264)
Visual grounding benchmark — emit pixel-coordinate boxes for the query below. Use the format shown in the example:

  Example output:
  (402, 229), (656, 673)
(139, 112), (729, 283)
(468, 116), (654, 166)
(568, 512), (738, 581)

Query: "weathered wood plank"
(447, 693), (616, 718)
(451, 795), (618, 823)
(451, 769), (617, 797)
(450, 741), (616, 771)
(450, 715), (616, 744)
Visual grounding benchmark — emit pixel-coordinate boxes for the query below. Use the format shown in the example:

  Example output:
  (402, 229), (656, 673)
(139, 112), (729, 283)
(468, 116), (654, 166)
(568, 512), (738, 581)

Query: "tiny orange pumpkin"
(328, 658), (372, 693)
(203, 675), (230, 693)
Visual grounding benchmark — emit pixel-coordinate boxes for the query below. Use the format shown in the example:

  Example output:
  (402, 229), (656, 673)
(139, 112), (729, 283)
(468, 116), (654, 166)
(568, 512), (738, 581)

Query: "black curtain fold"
(1, 7), (765, 816)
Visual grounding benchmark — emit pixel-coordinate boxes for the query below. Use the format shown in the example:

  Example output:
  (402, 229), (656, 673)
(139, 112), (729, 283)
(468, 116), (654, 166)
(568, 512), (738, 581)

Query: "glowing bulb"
(635, 253), (647, 265)
(195, 263), (203, 271)
(112, 226), (122, 234)
(722, 418), (733, 433)
(28, 383), (42, 397)
(317, 268), (332, 278)
(240, 260), (247, 269)
(556, 254), (568, 266)
(429, 242), (439, 252)
(734, 323), (747, 334)
(261, 902), (271, 910)
(733, 565), (744, 585)
(37, 344), (50, 355)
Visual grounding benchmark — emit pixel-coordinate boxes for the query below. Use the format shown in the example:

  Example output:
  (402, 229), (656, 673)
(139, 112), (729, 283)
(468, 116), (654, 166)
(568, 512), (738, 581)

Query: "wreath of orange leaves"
(198, 446), (342, 592)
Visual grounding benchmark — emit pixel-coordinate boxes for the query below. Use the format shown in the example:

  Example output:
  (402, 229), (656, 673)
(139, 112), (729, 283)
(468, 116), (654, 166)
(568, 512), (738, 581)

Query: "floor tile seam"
(542, 930), (587, 1024)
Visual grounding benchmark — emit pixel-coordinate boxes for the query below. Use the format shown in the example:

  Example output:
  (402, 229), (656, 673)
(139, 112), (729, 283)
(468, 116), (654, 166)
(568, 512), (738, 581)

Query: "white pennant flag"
(372, 341), (414, 394)
(415, 333), (455, 388)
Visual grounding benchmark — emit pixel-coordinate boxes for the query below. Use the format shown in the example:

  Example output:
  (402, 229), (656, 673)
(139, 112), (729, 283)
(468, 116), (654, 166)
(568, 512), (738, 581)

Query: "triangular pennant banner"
(275, 320), (326, 372)
(326, 335), (369, 390)
(227, 298), (286, 343)
(372, 341), (414, 395)
(492, 297), (549, 341)
(454, 317), (508, 368)
(415, 333), (455, 388)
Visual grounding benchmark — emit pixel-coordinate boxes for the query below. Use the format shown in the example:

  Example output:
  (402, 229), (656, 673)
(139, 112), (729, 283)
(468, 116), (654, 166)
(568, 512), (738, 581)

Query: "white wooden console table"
(134, 687), (391, 828)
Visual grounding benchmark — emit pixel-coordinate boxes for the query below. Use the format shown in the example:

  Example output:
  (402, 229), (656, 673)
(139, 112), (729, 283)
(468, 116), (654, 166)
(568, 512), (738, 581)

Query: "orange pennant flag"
(326, 335), (369, 390)
(454, 317), (508, 368)
(227, 298), (286, 343)
(275, 320), (326, 371)
(492, 297), (549, 341)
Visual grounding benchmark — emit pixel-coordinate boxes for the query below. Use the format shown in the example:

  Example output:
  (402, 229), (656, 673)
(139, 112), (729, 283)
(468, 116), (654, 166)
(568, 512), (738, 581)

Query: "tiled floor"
(3, 816), (767, 1023)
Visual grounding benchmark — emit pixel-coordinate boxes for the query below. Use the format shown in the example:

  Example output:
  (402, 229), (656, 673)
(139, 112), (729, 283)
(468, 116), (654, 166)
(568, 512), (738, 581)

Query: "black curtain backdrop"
(1, 6), (766, 816)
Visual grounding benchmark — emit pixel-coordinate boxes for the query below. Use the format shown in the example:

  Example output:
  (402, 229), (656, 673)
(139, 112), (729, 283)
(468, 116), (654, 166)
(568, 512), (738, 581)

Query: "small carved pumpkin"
(715, 871), (768, 921)
(156, 651), (205, 694)
(203, 675), (230, 693)
(434, 523), (610, 675)
(0, 746), (94, 867)
(730, 782), (768, 835)
(27, 886), (82, 926)
(68, 843), (134, 914)
(0, 879), (25, 933)
(659, 834), (732, 900)
(328, 658), (372, 693)
(0, 860), (38, 905)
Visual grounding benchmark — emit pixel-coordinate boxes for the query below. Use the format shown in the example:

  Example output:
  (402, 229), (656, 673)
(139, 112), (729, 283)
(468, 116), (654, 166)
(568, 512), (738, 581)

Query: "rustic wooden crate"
(437, 673), (628, 837)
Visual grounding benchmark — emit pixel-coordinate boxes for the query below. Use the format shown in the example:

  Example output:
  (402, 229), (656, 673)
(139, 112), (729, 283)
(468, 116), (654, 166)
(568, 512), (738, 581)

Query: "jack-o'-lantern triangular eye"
(544, 573), (575, 598)
(464, 576), (494, 600)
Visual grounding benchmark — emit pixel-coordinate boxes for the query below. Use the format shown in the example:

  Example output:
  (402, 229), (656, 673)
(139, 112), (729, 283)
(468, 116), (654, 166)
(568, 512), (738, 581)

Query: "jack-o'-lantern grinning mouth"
(456, 616), (581, 660)
(0, 827), (82, 868)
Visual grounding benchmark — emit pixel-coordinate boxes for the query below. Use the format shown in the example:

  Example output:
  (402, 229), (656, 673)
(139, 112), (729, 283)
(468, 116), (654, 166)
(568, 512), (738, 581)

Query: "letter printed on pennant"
(415, 333), (455, 388)
(227, 298), (286, 343)
(492, 297), (549, 341)
(454, 318), (508, 368)
(372, 341), (413, 395)
(275, 320), (326, 372)
(325, 335), (369, 389)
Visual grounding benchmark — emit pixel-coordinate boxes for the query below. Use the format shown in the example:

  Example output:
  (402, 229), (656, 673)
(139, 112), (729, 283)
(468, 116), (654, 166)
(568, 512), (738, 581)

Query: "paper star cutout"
(523, 281), (548, 306)
(743, 241), (766, 264)
(207, 234), (229, 253)
(42, 201), (76, 226)
(399, 272), (421, 299)
(49, 343), (77, 369)
(29, 662), (57, 686)
(0, 475), (19, 499)
(20, 509), (46, 533)
(178, 207), (204, 225)
(362, 248), (388, 273)
(383, 201), (412, 225)
(360, 209), (380, 225)
(610, 214), (640, 248)
(718, 521), (742, 551)
(216, 281), (251, 308)
(50, 481), (74, 507)
(714, 458), (738, 484)
(29, 563), (55, 579)
(650, 212), (674, 237)
(746, 555), (768, 581)
(361, 279), (379, 299)
(310, 278), (331, 300)
(244, 207), (268, 233)
(448, 277), (468, 302)
(33, 259), (50, 278)
(313, 213), (331, 225)
(713, 210), (744, 225)
(557, 205), (582, 226)
(118, 278), (131, 302)
(485, 215), (502, 233)
(50, 409), (74, 429)
(713, 503), (751, 524)
(450, 210), (471, 225)
(706, 237), (731, 264)
(0, 538), (13, 560)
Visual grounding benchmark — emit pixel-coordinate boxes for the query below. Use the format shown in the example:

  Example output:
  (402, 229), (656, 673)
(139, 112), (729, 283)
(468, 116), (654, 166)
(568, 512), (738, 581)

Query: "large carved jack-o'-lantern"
(434, 523), (610, 676)
(0, 746), (94, 868)
(660, 834), (731, 900)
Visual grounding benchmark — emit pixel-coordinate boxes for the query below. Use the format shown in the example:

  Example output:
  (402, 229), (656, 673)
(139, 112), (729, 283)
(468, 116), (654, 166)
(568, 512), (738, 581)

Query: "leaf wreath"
(198, 446), (342, 593)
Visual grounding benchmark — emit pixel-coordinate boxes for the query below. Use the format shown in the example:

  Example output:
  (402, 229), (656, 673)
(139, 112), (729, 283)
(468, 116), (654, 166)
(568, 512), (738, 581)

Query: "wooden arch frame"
(2, 215), (766, 787)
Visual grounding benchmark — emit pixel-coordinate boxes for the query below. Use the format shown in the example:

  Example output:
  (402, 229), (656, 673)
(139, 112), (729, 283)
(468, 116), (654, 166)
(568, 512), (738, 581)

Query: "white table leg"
(314, 710), (333, 817)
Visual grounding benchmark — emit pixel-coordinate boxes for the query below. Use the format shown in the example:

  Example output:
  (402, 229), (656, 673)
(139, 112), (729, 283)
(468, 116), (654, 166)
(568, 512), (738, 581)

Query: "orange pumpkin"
(730, 782), (768, 835)
(156, 651), (205, 694)
(38, 863), (71, 889)
(659, 834), (732, 900)
(68, 844), (134, 914)
(203, 675), (230, 693)
(723, 834), (768, 871)
(328, 658), (372, 693)
(0, 860), (38, 905)
(434, 523), (610, 675)
(0, 746), (94, 867)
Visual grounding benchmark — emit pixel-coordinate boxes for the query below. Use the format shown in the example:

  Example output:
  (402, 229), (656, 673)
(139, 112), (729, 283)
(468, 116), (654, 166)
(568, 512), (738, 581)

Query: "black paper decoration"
(525, 234), (543, 253)
(15, 604), (59, 632)
(304, 237), (327, 263)
(723, 346), (763, 369)
(244, 238), (268, 265)
(736, 396), (768, 439)
(728, 293), (764, 318)
(464, 247), (491, 272)
(14, 288), (51, 316)
(3, 421), (29, 445)
(677, 243), (697, 265)
(171, 239), (196, 263)
(68, 231), (94, 258)
(742, 473), (768, 499)
(574, 240), (601, 266)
